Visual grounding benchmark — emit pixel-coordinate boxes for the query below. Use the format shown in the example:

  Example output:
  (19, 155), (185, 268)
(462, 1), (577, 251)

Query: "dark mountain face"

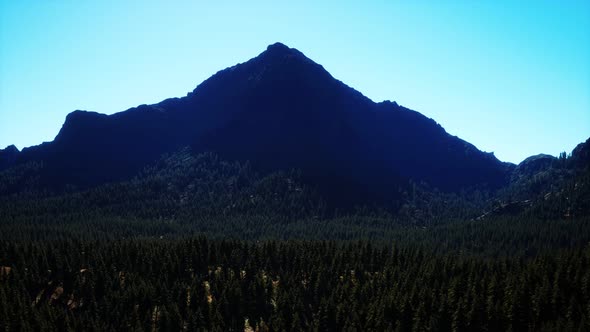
(0, 145), (20, 170)
(572, 138), (590, 169)
(3, 42), (512, 202)
(511, 154), (557, 181)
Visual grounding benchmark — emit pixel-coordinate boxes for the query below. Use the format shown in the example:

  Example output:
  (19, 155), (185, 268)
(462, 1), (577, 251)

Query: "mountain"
(2, 44), (590, 332)
(476, 136), (590, 221)
(1, 42), (512, 204)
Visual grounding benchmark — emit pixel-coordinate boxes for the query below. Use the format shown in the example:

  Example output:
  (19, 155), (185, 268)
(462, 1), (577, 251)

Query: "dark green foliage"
(0, 150), (589, 330)
(1, 239), (589, 331)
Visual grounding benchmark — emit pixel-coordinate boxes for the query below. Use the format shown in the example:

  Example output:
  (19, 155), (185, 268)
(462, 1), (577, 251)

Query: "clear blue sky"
(1, 1), (589, 163)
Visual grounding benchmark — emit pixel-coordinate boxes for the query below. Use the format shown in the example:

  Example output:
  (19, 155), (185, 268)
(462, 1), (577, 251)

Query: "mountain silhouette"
(0, 145), (19, 170)
(1, 42), (513, 203)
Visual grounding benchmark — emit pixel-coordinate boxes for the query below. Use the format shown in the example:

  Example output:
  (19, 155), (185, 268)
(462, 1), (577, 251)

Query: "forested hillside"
(1, 144), (589, 331)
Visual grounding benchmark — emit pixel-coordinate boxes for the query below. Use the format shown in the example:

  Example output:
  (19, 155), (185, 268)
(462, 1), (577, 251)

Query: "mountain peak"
(266, 42), (291, 53)
(2, 145), (19, 154)
(260, 42), (310, 64)
(263, 42), (304, 57)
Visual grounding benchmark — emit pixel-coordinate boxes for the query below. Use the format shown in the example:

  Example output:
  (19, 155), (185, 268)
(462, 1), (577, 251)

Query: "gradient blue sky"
(1, 1), (589, 163)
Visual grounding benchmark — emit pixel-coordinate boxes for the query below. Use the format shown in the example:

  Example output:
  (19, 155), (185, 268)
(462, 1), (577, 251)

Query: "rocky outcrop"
(0, 145), (19, 170)
(511, 154), (556, 181)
